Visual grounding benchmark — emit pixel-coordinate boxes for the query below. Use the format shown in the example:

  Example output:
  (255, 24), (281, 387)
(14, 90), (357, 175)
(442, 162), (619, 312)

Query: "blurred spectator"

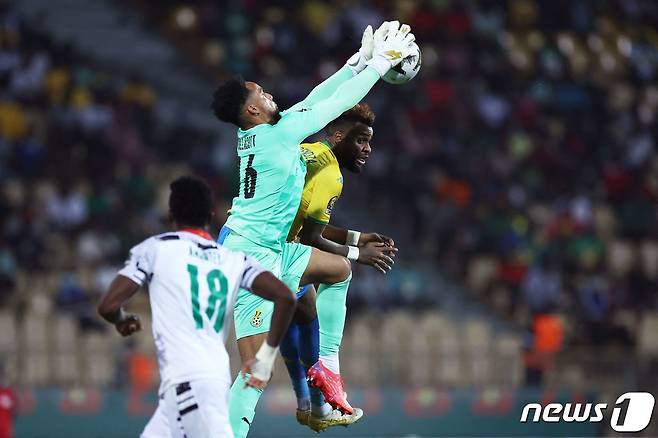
(0, 237), (15, 307)
(55, 273), (103, 331)
(45, 180), (88, 232)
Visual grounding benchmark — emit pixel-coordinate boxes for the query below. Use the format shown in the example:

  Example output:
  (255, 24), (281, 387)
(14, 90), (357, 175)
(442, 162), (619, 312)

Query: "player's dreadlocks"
(169, 176), (213, 228)
(211, 76), (249, 126)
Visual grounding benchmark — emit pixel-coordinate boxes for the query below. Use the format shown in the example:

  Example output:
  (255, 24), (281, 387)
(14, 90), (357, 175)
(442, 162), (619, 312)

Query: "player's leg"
(293, 286), (325, 411)
(300, 248), (352, 401)
(219, 228), (280, 438)
(230, 330), (269, 437)
(162, 380), (233, 438)
(279, 285), (323, 425)
(141, 396), (176, 438)
(202, 379), (235, 438)
(282, 244), (362, 428)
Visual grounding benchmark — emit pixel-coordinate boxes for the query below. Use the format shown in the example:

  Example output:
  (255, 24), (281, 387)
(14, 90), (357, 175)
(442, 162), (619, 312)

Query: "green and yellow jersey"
(287, 140), (343, 241)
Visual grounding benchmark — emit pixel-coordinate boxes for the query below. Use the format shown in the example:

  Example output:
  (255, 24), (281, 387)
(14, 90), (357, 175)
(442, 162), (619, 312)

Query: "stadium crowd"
(1, 0), (657, 375)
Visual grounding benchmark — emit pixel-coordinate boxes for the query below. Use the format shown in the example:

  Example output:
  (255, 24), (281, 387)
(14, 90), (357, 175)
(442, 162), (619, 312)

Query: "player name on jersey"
(238, 134), (256, 151)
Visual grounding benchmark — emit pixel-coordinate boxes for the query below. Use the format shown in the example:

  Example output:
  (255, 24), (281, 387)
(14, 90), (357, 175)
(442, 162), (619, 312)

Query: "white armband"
(346, 230), (361, 246)
(347, 246), (360, 261)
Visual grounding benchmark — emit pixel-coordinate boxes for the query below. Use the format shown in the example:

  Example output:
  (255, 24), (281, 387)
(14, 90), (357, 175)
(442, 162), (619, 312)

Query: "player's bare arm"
(299, 219), (397, 274)
(97, 275), (142, 337)
(322, 224), (394, 248)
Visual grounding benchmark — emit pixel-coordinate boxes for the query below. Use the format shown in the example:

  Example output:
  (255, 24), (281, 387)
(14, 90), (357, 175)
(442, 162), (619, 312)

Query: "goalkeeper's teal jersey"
(224, 66), (380, 251)
(225, 120), (307, 251)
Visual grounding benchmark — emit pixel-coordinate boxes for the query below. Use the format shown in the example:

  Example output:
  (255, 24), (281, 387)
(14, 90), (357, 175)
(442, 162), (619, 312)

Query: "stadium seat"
(343, 317), (375, 385)
(638, 312), (658, 356)
(81, 333), (114, 386)
(463, 319), (492, 387)
(495, 332), (523, 387)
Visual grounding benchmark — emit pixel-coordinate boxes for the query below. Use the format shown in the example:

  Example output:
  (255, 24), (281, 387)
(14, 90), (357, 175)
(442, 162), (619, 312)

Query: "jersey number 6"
(240, 154), (257, 199)
(186, 264), (228, 333)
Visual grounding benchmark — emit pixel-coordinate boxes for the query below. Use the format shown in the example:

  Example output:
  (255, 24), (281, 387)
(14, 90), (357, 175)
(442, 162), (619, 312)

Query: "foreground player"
(211, 21), (415, 437)
(282, 104), (398, 431)
(97, 176), (297, 438)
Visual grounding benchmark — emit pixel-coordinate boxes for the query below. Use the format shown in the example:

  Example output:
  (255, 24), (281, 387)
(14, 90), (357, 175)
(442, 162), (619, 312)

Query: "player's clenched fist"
(115, 314), (142, 337)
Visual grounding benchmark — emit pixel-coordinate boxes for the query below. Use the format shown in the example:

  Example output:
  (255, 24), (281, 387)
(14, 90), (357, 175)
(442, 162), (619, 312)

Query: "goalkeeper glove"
(366, 20), (416, 78)
(346, 21), (391, 75)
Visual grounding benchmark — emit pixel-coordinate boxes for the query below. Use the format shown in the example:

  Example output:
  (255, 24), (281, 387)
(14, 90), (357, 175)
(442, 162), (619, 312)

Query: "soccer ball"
(382, 42), (421, 85)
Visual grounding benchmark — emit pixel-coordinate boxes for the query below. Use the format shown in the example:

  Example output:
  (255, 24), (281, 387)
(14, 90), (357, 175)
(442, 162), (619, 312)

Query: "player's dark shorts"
(296, 284), (312, 299)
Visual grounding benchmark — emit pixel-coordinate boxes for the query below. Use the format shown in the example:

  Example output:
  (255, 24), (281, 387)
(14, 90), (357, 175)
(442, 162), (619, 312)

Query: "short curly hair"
(169, 176), (213, 228)
(211, 77), (249, 126)
(331, 103), (376, 128)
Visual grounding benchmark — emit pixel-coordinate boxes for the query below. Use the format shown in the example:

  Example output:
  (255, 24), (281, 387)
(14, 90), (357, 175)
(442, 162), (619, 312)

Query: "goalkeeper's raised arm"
(211, 21), (415, 141)
(286, 22), (387, 112)
(278, 21), (416, 142)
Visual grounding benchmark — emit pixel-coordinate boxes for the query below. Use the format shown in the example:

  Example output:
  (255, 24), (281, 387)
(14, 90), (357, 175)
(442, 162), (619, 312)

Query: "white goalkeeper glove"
(346, 24), (374, 75)
(366, 20), (416, 78)
(346, 21), (392, 75)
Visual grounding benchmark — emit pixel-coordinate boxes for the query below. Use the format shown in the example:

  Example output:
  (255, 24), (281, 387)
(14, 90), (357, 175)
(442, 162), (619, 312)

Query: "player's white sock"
(320, 353), (340, 374)
(311, 402), (332, 417)
(298, 397), (311, 411)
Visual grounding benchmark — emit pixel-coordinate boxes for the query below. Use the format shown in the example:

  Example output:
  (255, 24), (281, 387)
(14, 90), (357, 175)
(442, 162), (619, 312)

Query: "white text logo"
(520, 392), (654, 433)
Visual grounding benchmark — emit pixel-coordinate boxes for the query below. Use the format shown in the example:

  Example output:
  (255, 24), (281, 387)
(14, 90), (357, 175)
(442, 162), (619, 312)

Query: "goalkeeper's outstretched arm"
(286, 65), (354, 113)
(278, 66), (380, 143)
(286, 24), (382, 112)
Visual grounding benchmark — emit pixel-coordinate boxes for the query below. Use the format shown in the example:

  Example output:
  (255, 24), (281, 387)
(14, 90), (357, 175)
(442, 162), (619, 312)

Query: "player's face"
(244, 81), (279, 123)
(341, 123), (373, 173)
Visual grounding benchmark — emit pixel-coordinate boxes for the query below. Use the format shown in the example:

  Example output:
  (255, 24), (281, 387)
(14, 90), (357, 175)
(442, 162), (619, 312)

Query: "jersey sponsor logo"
(326, 196), (338, 216)
(238, 135), (256, 151)
(251, 309), (263, 327)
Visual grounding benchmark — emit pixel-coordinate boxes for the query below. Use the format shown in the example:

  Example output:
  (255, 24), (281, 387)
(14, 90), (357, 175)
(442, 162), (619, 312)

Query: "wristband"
(347, 246), (360, 261)
(346, 52), (368, 75)
(366, 56), (392, 77)
(255, 341), (279, 365)
(346, 230), (361, 246)
(251, 342), (279, 382)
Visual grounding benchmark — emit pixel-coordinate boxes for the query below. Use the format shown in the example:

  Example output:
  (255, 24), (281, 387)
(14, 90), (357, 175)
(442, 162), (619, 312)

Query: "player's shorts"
(218, 226), (312, 340)
(141, 379), (233, 438)
(296, 284), (312, 299)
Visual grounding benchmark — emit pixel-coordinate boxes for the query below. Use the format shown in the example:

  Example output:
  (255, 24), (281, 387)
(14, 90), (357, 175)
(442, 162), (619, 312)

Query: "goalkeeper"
(211, 21), (415, 438)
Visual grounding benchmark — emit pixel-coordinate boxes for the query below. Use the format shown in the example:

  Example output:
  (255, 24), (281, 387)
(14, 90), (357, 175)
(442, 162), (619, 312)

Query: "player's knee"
(294, 302), (317, 324)
(335, 257), (351, 283)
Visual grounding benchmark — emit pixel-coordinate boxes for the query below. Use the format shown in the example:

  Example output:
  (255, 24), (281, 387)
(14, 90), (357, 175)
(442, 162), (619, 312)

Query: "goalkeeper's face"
(244, 81), (280, 124)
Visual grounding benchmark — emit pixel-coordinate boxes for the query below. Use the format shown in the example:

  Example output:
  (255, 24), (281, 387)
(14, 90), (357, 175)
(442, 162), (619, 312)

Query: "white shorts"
(141, 379), (233, 438)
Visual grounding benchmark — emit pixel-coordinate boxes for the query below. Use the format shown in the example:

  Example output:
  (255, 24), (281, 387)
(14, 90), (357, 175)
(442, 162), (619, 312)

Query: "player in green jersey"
(212, 21), (416, 437)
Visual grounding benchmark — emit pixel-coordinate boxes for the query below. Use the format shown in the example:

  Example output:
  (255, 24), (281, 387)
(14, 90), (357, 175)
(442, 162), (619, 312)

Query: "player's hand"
(359, 232), (395, 248)
(241, 358), (271, 390)
(114, 314), (142, 337)
(346, 24), (374, 74)
(367, 21), (416, 77)
(357, 241), (398, 274)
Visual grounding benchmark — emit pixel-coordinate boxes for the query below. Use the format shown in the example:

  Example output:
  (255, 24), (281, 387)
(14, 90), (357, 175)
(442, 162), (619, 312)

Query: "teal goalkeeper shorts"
(218, 226), (312, 339)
